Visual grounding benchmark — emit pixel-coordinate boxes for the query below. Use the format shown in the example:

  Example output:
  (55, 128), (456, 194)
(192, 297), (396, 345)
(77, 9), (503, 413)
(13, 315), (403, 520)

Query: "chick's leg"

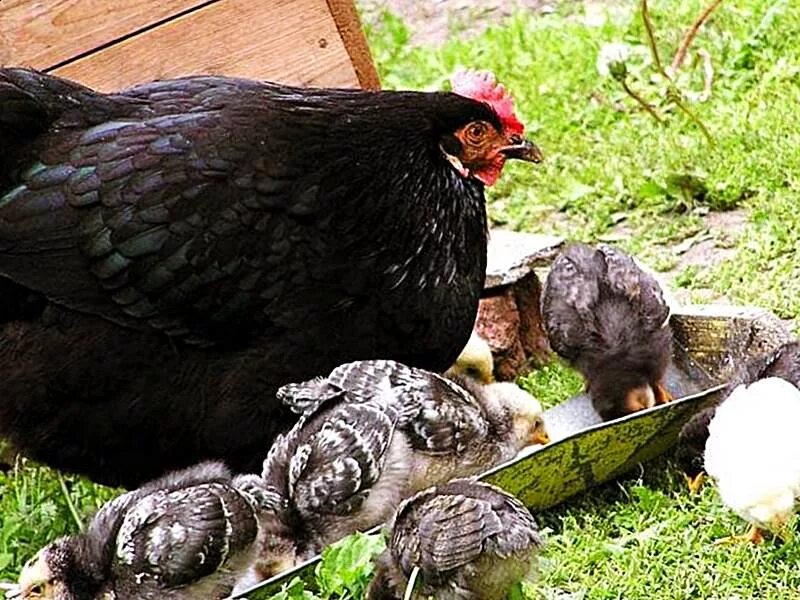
(714, 524), (764, 545)
(684, 471), (705, 494)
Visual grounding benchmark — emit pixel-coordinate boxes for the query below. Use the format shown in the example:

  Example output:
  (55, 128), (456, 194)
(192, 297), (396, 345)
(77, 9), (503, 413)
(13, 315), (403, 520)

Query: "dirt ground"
(359, 0), (557, 46)
(661, 209), (746, 305)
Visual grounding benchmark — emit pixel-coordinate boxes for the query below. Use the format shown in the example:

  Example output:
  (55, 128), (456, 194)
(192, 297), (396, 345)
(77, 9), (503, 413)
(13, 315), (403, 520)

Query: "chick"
(282, 360), (550, 490)
(705, 377), (800, 544)
(676, 340), (800, 493)
(541, 243), (673, 420)
(253, 360), (549, 579)
(424, 375), (550, 489)
(250, 376), (406, 579)
(366, 479), (543, 600)
(445, 330), (495, 384)
(10, 462), (259, 600)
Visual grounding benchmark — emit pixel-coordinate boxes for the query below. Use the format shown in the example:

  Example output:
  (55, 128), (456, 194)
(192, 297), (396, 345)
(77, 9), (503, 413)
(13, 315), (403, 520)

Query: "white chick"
(704, 376), (800, 543)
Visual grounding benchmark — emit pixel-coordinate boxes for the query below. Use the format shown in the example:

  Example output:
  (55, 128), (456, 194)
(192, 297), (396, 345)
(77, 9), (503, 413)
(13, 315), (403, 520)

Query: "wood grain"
(0, 0), (209, 69)
(326, 0), (380, 89)
(50, 0), (362, 91)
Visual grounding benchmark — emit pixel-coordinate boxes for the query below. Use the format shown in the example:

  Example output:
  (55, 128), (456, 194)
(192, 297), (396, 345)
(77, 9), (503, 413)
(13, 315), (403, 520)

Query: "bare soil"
(359, 0), (557, 46)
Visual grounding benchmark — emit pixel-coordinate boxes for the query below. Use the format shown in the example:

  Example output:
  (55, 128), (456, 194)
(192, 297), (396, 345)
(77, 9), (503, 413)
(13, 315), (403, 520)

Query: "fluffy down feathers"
(11, 462), (259, 600)
(444, 330), (495, 384)
(366, 479), (543, 600)
(251, 360), (547, 580)
(704, 377), (800, 533)
(541, 243), (673, 420)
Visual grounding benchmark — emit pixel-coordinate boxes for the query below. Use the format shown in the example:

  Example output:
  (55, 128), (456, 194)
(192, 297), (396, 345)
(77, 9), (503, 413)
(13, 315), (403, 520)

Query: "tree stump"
(477, 230), (563, 381)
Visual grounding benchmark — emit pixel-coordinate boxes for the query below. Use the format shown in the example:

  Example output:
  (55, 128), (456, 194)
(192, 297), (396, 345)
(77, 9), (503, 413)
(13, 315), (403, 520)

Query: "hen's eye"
(466, 122), (488, 142)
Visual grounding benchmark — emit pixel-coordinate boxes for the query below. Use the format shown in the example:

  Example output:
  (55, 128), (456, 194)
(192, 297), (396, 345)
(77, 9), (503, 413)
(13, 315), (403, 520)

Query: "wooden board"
(0, 0), (380, 92)
(325, 0), (380, 90)
(0, 0), (207, 70)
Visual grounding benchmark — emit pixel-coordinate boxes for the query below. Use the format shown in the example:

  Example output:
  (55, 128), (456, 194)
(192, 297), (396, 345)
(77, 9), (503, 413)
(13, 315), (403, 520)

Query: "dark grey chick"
(366, 479), (543, 600)
(542, 243), (673, 420)
(11, 462), (259, 600)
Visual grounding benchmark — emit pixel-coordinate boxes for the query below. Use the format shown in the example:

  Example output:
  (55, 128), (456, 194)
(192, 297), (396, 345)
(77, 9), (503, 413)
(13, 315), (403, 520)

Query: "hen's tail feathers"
(0, 68), (127, 168)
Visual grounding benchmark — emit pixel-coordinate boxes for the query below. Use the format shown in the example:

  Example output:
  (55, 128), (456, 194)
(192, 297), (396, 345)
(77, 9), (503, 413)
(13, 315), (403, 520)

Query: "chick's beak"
(500, 135), (544, 163)
(529, 424), (551, 446)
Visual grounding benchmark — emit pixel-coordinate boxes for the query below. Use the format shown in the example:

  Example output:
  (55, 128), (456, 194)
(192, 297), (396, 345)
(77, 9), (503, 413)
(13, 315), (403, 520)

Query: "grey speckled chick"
(249, 374), (405, 580)
(280, 359), (549, 492)
(250, 360), (548, 580)
(11, 462), (259, 600)
(366, 479), (543, 600)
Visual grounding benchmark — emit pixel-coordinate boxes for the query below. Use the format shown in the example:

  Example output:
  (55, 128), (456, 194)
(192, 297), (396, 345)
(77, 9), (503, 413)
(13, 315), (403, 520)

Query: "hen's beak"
(500, 136), (544, 163)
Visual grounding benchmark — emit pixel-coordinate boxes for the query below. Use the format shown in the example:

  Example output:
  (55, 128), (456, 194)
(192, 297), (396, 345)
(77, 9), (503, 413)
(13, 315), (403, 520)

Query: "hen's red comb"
(450, 69), (524, 136)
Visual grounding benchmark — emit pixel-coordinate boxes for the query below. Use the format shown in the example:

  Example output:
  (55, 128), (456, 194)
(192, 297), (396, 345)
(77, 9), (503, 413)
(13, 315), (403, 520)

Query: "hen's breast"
(285, 172), (488, 373)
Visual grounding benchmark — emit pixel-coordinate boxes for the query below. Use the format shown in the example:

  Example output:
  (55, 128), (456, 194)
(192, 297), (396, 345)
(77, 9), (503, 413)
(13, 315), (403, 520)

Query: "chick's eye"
(466, 122), (488, 142)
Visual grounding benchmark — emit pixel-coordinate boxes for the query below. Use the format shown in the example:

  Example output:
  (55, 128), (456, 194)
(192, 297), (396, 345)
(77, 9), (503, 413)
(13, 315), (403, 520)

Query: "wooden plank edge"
(40, 0), (220, 75)
(325, 0), (381, 90)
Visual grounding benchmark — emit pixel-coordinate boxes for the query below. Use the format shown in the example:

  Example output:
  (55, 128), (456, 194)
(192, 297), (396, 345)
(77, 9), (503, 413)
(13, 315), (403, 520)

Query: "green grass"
(4, 0), (800, 597)
(365, 0), (800, 316)
(0, 459), (120, 580)
(362, 0), (800, 597)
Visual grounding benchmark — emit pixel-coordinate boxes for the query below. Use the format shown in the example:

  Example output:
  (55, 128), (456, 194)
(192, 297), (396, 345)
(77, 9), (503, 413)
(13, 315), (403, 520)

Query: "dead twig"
(671, 0), (725, 75)
(621, 79), (664, 123)
(640, 0), (715, 145)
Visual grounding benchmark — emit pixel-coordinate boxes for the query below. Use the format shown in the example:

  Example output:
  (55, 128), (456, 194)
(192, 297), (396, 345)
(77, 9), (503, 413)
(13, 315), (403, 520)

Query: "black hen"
(0, 68), (542, 486)
(542, 243), (673, 420)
